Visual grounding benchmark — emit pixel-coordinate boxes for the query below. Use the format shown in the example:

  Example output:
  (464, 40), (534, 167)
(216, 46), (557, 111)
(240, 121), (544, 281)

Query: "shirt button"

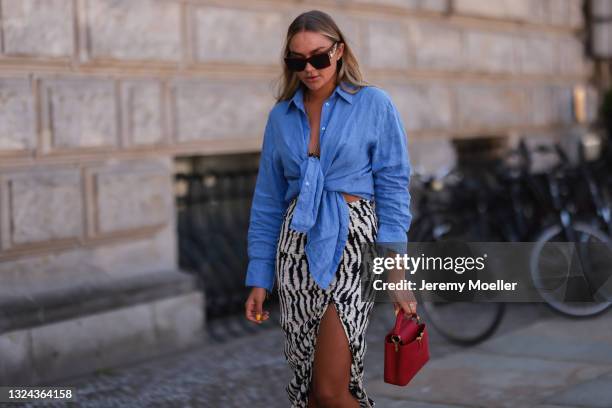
(305, 181), (310, 186)
(325, 102), (329, 106)
(321, 126), (326, 131)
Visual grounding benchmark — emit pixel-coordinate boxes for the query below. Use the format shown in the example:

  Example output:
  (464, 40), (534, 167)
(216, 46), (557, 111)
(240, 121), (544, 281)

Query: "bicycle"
(408, 167), (506, 346)
(525, 142), (612, 317)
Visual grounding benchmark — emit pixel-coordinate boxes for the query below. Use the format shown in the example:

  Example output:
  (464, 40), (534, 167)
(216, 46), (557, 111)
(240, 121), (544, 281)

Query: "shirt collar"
(286, 81), (355, 114)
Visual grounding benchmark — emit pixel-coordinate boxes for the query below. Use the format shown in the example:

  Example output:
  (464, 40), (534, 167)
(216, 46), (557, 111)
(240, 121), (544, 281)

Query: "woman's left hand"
(386, 260), (418, 316)
(393, 299), (418, 317)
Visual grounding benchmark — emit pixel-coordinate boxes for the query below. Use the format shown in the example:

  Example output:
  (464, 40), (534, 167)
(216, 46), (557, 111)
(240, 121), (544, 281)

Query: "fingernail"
(256, 313), (261, 321)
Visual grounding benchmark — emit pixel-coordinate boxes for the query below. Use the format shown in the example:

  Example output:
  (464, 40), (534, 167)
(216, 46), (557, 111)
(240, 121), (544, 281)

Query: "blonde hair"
(274, 10), (371, 102)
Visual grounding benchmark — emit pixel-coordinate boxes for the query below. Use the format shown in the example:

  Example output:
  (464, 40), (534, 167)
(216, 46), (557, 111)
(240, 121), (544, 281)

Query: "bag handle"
(391, 310), (420, 335)
(389, 311), (422, 352)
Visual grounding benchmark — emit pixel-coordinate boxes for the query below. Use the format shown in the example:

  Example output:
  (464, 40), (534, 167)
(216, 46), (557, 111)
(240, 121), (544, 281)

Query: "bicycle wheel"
(530, 221), (612, 317)
(410, 213), (506, 345)
(415, 289), (506, 346)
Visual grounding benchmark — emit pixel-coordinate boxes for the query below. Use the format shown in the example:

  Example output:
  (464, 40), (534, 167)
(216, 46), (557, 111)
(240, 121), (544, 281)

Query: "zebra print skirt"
(275, 196), (378, 408)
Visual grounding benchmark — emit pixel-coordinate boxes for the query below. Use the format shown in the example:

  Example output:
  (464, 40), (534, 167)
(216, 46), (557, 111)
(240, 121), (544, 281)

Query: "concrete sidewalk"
(13, 303), (612, 407)
(369, 309), (612, 408)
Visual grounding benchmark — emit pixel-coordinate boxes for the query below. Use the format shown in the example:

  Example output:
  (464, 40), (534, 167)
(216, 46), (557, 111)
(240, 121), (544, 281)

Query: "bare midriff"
(342, 192), (363, 203)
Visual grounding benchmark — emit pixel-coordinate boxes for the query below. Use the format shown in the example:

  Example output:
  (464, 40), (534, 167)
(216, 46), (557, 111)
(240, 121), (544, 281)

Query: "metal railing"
(175, 154), (272, 342)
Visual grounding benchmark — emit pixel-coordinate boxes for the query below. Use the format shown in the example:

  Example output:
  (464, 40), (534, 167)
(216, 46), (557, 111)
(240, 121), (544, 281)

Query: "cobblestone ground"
(10, 302), (554, 408)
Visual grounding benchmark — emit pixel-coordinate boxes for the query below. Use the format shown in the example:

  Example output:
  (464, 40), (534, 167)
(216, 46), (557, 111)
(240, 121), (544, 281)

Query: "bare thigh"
(308, 301), (359, 408)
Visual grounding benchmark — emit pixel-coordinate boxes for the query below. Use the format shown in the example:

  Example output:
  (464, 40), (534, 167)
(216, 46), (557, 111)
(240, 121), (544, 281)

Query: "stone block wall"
(0, 0), (595, 167)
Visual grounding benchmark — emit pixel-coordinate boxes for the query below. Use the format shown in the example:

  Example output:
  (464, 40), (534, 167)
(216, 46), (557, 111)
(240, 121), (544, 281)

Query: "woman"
(244, 10), (416, 408)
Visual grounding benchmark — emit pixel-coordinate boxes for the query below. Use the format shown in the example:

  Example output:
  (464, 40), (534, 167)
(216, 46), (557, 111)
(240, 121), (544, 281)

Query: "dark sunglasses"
(284, 42), (339, 72)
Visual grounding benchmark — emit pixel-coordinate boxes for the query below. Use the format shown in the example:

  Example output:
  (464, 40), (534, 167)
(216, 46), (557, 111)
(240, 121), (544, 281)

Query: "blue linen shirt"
(245, 81), (412, 293)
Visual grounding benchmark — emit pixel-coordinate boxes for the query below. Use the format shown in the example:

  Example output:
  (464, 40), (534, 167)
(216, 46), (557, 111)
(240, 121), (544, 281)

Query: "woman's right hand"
(245, 287), (271, 324)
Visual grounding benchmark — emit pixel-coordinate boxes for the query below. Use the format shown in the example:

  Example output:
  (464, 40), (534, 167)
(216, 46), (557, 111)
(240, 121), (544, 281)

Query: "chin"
(303, 78), (324, 89)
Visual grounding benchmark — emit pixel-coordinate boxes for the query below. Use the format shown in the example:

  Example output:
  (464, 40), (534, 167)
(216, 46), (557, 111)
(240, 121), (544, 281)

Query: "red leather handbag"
(384, 310), (430, 386)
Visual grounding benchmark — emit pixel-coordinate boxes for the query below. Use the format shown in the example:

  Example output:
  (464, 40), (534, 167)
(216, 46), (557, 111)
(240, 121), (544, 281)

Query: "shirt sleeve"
(371, 98), (413, 256)
(245, 112), (288, 293)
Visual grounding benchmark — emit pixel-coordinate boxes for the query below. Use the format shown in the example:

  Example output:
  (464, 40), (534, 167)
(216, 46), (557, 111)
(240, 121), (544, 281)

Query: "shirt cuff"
(245, 259), (275, 293)
(376, 223), (408, 255)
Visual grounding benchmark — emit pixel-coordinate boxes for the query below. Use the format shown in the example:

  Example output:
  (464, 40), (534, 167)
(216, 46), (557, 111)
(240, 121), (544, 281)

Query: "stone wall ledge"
(0, 268), (201, 335)
(0, 269), (206, 385)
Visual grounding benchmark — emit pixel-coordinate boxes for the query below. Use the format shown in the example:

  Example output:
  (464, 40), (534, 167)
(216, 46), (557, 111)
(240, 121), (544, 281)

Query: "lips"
(306, 76), (319, 81)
